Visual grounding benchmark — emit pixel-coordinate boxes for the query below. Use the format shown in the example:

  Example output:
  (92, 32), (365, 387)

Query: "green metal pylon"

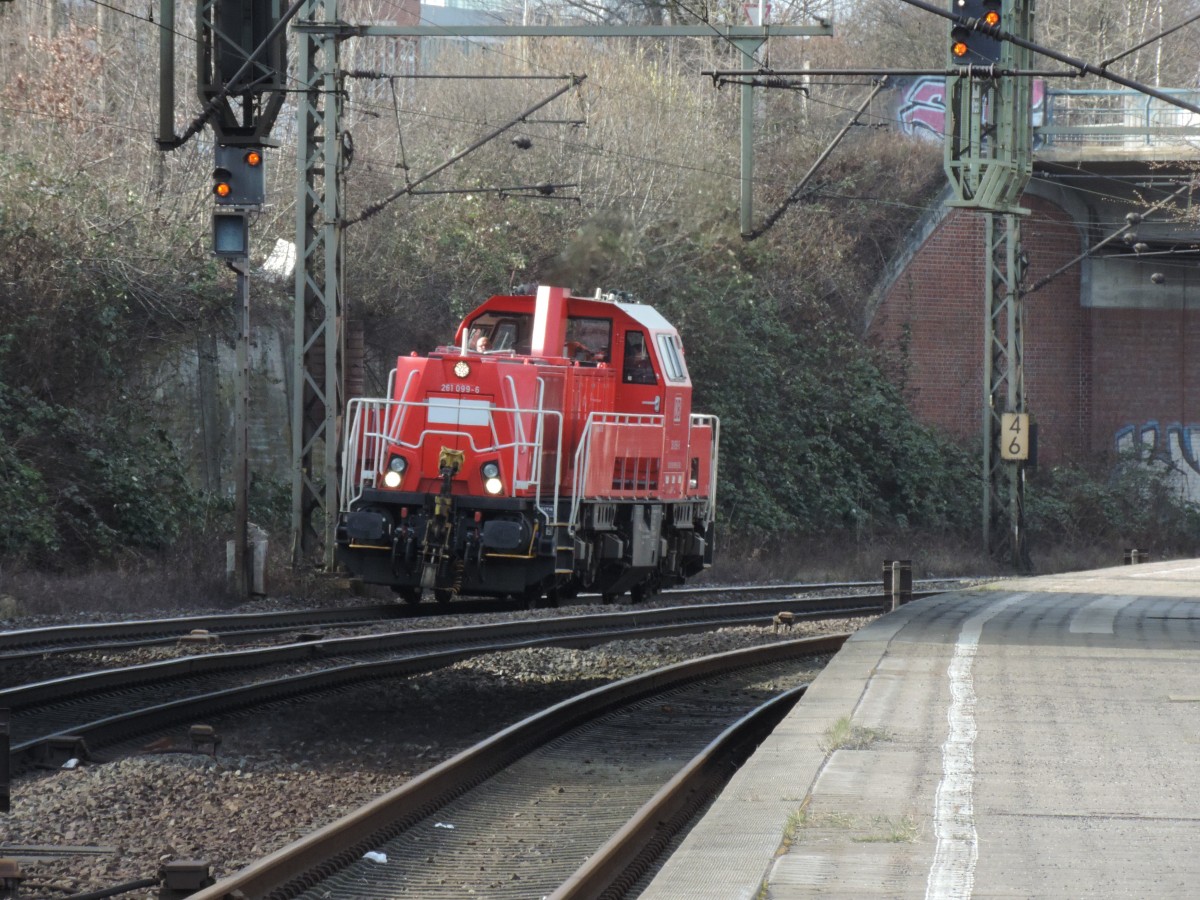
(943, 0), (1035, 567)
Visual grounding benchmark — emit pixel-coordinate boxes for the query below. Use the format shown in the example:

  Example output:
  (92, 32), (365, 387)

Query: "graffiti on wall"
(893, 77), (1046, 142)
(1115, 421), (1200, 499)
(898, 77), (947, 139)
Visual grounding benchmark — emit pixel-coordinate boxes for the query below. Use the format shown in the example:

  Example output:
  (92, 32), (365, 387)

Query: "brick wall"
(1090, 308), (1198, 453)
(869, 196), (1086, 464)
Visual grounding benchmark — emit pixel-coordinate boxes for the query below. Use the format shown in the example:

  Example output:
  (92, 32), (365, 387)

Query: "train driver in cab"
(623, 331), (656, 384)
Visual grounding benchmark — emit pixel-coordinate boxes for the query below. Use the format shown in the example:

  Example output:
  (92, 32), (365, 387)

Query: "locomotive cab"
(336, 286), (719, 606)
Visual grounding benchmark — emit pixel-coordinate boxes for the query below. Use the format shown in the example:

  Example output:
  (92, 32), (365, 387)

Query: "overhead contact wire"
(347, 75), (586, 225)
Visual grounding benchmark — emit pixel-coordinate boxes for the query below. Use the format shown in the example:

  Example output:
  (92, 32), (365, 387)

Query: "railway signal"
(208, 148), (263, 598)
(211, 145), (264, 259)
(212, 145), (265, 206)
(212, 210), (249, 258)
(950, 0), (1002, 65)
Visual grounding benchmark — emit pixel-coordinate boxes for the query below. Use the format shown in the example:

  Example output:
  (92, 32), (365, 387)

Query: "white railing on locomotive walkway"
(341, 395), (565, 521)
(343, 396), (720, 540)
(567, 412), (721, 534)
(569, 412), (665, 532)
(690, 412), (720, 530)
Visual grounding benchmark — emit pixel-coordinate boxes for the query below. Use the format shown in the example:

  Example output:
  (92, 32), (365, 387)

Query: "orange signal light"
(982, 10), (1000, 26)
(214, 181), (232, 199)
(244, 150), (262, 167)
(952, 40), (969, 58)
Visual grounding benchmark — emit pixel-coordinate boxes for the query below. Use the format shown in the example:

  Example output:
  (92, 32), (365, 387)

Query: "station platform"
(642, 559), (1200, 899)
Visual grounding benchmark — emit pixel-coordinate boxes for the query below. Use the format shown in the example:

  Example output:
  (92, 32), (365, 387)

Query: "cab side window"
(564, 316), (612, 364)
(622, 331), (656, 385)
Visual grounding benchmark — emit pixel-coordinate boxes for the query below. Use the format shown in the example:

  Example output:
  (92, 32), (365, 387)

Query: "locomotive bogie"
(336, 495), (712, 604)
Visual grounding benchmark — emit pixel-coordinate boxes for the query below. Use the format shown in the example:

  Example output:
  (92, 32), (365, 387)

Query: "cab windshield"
(464, 313), (532, 353)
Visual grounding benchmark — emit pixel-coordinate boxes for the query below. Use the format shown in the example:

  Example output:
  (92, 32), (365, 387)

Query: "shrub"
(647, 272), (980, 539)
(0, 368), (203, 568)
(1025, 456), (1200, 556)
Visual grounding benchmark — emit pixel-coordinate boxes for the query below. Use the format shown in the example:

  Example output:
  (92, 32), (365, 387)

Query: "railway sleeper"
(0, 859), (24, 896)
(158, 859), (215, 899)
(34, 735), (89, 769)
(189, 724), (221, 757)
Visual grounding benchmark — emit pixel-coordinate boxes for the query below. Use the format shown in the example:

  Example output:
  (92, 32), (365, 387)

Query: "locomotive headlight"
(482, 460), (503, 494)
(383, 456), (407, 488)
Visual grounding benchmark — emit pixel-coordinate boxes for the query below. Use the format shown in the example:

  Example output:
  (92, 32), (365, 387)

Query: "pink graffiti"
(899, 77), (945, 138)
(896, 77), (1046, 137)
(1030, 78), (1045, 126)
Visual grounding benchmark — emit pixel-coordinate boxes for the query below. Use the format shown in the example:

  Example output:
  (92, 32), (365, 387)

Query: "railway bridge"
(868, 85), (1200, 495)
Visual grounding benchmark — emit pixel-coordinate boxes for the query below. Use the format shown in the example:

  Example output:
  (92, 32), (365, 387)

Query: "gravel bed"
(0, 615), (870, 899)
(0, 588), (883, 686)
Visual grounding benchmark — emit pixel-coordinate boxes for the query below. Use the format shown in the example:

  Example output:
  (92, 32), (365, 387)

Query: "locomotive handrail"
(501, 375), (562, 519)
(341, 368), (420, 501)
(690, 413), (721, 529)
(500, 373), (537, 489)
(568, 412), (666, 532)
(536, 377), (566, 526)
(565, 412), (721, 534)
(383, 368), (422, 449)
(341, 396), (564, 514)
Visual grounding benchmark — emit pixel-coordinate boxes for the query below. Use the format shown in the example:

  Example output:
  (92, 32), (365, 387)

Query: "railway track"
(4, 591), (898, 767)
(0, 577), (960, 661)
(187, 636), (847, 900)
(3, 583), (961, 898)
(0, 601), (478, 662)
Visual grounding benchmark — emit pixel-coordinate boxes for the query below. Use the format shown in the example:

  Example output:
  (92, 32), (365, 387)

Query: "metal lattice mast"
(944, 0), (1034, 566)
(983, 213), (1027, 563)
(291, 0), (344, 569)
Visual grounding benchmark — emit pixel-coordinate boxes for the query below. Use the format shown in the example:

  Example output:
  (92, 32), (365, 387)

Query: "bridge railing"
(1039, 88), (1200, 146)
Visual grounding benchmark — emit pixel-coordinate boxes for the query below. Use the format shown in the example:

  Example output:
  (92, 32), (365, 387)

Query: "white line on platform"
(926, 593), (1026, 900)
(1130, 563), (1200, 578)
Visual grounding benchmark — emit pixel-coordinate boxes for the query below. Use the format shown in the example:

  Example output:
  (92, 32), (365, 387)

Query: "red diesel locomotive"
(335, 285), (719, 605)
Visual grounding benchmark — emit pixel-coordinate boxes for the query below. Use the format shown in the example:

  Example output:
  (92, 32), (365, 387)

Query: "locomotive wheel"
(392, 586), (421, 605)
(433, 588), (454, 604)
(601, 592), (618, 605)
(631, 577), (660, 605)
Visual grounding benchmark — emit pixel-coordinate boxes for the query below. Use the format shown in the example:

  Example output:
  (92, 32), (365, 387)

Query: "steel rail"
(0, 604), (404, 655)
(6, 597), (883, 764)
(10, 640), (546, 761)
(186, 635), (848, 900)
(0, 578), (969, 658)
(0, 601), (501, 659)
(2, 591), (905, 711)
(550, 686), (806, 899)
